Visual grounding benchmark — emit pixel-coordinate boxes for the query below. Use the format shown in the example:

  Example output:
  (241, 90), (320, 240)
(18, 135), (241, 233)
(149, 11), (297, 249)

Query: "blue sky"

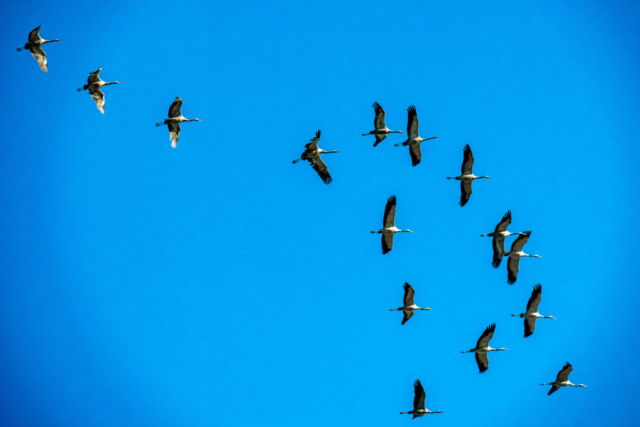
(1, 0), (639, 425)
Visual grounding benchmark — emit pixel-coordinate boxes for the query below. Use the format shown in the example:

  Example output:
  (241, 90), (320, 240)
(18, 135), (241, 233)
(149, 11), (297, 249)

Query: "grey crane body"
(542, 362), (586, 395)
(156, 97), (201, 148)
(461, 323), (507, 373)
(505, 231), (541, 285)
(480, 210), (525, 268)
(371, 195), (413, 254)
(394, 105), (437, 166)
(292, 130), (339, 185)
(511, 284), (555, 337)
(389, 283), (431, 325)
(17, 26), (61, 72)
(447, 144), (490, 206)
(362, 102), (402, 146)
(400, 380), (442, 418)
(77, 67), (120, 113)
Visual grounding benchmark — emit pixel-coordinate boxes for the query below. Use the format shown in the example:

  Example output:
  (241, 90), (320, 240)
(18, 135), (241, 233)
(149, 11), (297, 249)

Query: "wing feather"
(413, 380), (426, 411)
(556, 362), (573, 383)
(89, 87), (105, 113)
(168, 97), (182, 118)
(168, 122), (181, 148)
(461, 144), (474, 175)
(372, 102), (386, 130)
(383, 195), (396, 228)
(476, 323), (496, 348)
(507, 256), (520, 284)
(30, 45), (47, 72)
(524, 317), (536, 337)
(510, 231), (531, 252)
(491, 236), (505, 268)
(495, 210), (512, 233)
(310, 155), (332, 185)
(475, 353), (489, 374)
(526, 284), (542, 313)
(409, 143), (421, 166)
(460, 181), (472, 207)
(382, 233), (393, 254)
(403, 283), (415, 307)
(406, 105), (419, 139)
(28, 26), (42, 43)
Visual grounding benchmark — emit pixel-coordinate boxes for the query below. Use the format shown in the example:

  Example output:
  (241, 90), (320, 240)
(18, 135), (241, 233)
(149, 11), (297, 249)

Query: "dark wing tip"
(564, 362), (572, 369)
(487, 323), (496, 332)
(372, 101), (381, 109)
(507, 278), (516, 285)
(533, 284), (542, 292)
(491, 260), (501, 268)
(403, 282), (411, 290)
(413, 379), (422, 387)
(407, 105), (416, 113)
(504, 210), (512, 219)
(316, 130), (321, 138)
(523, 230), (532, 236)
(463, 144), (471, 153)
(387, 195), (396, 204)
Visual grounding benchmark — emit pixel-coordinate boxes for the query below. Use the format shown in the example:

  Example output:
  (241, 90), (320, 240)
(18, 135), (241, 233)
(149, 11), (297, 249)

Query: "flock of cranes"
(17, 24), (587, 418)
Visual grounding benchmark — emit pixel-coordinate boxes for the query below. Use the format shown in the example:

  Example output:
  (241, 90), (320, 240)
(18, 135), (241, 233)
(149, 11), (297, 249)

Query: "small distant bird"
(292, 130), (339, 184)
(155, 97), (201, 148)
(77, 67), (120, 113)
(541, 362), (586, 395)
(446, 144), (490, 207)
(394, 105), (437, 166)
(511, 284), (555, 337)
(389, 283), (431, 325)
(461, 323), (507, 373)
(481, 210), (524, 268)
(16, 26), (61, 73)
(400, 380), (442, 418)
(371, 195), (413, 254)
(361, 102), (402, 146)
(505, 231), (541, 285)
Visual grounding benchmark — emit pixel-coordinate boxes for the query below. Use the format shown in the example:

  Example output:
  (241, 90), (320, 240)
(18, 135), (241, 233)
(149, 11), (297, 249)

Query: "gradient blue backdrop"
(1, 1), (639, 425)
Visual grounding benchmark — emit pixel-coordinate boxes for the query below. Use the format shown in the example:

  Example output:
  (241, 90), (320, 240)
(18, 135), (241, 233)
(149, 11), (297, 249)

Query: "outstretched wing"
(510, 231), (531, 252)
(373, 133), (387, 147)
(305, 130), (321, 150)
(413, 380), (426, 411)
(524, 317), (536, 337)
(310, 155), (332, 185)
(495, 210), (512, 233)
(372, 102), (386, 130)
(402, 283), (415, 307)
(30, 45), (48, 72)
(28, 26), (42, 43)
(526, 284), (542, 314)
(507, 256), (520, 285)
(168, 122), (181, 148)
(548, 385), (561, 395)
(383, 196), (397, 228)
(401, 310), (414, 325)
(556, 362), (573, 383)
(491, 236), (506, 268)
(406, 105), (419, 139)
(382, 233), (393, 254)
(460, 181), (472, 207)
(168, 97), (182, 119)
(409, 143), (422, 167)
(89, 87), (105, 113)
(476, 323), (496, 348)
(87, 67), (102, 85)
(475, 353), (489, 374)
(461, 144), (474, 175)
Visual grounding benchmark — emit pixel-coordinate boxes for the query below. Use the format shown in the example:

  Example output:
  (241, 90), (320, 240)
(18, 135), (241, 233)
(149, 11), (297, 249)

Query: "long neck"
(44, 39), (61, 44)
(490, 348), (507, 351)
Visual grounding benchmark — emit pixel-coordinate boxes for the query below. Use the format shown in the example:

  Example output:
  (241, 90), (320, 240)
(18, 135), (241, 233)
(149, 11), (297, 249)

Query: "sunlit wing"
(475, 353), (489, 374)
(89, 87), (105, 113)
(461, 144), (474, 175)
(403, 283), (415, 307)
(382, 233), (394, 254)
(310, 155), (332, 185)
(495, 210), (512, 233)
(373, 133), (387, 147)
(30, 45), (47, 72)
(526, 284), (542, 314)
(168, 122), (181, 148)
(460, 181), (472, 207)
(373, 102), (386, 130)
(406, 105), (419, 139)
(401, 310), (414, 325)
(507, 255), (520, 285)
(383, 195), (396, 228)
(510, 231), (531, 252)
(491, 236), (505, 268)
(476, 323), (496, 348)
(409, 143), (421, 166)
(524, 317), (536, 337)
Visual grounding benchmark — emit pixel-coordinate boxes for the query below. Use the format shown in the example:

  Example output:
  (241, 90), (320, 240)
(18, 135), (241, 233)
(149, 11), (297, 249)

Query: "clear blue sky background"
(1, 1), (639, 425)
